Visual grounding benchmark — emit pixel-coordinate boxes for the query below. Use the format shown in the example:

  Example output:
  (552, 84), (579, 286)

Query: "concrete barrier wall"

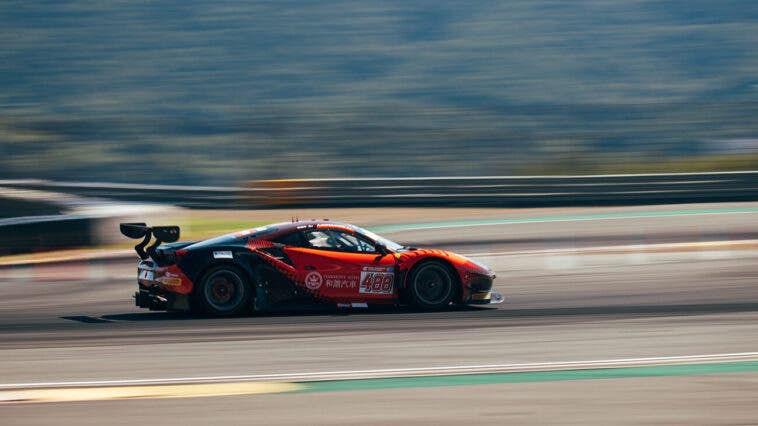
(0, 196), (63, 219)
(0, 215), (96, 255)
(0, 185), (183, 255)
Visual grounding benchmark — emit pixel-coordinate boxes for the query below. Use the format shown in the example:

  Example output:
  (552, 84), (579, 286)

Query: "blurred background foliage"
(0, 0), (757, 185)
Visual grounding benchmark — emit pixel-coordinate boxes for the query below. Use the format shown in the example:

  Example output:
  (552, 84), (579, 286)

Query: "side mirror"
(374, 243), (388, 255)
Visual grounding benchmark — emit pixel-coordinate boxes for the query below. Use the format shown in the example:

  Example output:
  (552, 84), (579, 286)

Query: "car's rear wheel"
(196, 265), (252, 316)
(409, 261), (455, 310)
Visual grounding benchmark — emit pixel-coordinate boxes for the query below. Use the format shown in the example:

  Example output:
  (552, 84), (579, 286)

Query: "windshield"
(352, 225), (404, 251)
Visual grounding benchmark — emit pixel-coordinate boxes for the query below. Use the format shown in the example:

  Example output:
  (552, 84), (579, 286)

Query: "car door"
(284, 228), (398, 303)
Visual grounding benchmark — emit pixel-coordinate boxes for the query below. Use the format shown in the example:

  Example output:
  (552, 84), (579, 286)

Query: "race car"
(120, 220), (502, 315)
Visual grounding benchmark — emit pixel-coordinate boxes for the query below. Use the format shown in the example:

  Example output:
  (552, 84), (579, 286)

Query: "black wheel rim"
(204, 270), (244, 312)
(415, 265), (452, 305)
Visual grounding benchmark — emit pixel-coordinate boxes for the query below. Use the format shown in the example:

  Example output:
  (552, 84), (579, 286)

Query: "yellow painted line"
(0, 382), (303, 404)
(0, 249), (134, 267)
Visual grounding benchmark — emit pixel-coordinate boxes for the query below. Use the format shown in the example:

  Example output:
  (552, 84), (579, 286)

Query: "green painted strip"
(297, 361), (758, 393)
(369, 207), (758, 233)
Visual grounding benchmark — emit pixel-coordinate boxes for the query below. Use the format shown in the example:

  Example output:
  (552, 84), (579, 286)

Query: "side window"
(335, 231), (376, 253)
(273, 231), (306, 247)
(303, 229), (376, 253)
(304, 230), (332, 249)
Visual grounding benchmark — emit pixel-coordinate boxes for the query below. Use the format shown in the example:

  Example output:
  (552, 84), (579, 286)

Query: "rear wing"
(120, 223), (180, 260)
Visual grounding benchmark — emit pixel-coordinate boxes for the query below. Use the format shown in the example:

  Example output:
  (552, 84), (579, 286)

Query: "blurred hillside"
(1, 0), (757, 185)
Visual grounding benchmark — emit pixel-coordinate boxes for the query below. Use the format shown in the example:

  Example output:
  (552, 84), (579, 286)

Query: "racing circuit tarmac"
(1, 203), (758, 425)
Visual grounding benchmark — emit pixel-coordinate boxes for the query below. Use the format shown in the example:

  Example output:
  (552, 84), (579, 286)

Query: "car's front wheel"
(409, 261), (455, 310)
(195, 265), (252, 315)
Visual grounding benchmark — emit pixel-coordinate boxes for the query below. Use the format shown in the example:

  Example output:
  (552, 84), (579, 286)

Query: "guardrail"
(2, 172), (757, 255)
(0, 180), (248, 209)
(3, 171), (758, 209)
(246, 171), (758, 207)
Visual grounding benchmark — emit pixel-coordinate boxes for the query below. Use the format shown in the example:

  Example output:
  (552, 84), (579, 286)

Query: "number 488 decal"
(359, 271), (394, 295)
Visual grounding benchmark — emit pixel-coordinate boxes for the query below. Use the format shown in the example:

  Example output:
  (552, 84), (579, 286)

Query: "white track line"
(380, 210), (758, 232)
(2, 352), (757, 390)
(460, 239), (758, 258)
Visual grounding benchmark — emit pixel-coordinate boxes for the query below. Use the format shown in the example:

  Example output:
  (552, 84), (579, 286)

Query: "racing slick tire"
(194, 265), (252, 316)
(408, 260), (455, 310)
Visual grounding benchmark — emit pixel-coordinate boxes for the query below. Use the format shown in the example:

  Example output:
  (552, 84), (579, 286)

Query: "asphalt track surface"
(1, 203), (758, 425)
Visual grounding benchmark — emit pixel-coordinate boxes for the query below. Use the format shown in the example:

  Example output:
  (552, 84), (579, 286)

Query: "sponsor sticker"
(324, 274), (358, 289)
(159, 276), (182, 287)
(305, 271), (323, 290)
(359, 267), (394, 295)
(471, 291), (491, 301)
(362, 266), (392, 272)
(213, 251), (233, 259)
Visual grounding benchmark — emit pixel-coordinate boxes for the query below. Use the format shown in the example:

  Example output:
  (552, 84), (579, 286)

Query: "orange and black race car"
(120, 220), (502, 315)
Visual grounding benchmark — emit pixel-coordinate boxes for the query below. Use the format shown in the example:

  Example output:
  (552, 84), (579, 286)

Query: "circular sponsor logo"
(305, 271), (323, 290)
